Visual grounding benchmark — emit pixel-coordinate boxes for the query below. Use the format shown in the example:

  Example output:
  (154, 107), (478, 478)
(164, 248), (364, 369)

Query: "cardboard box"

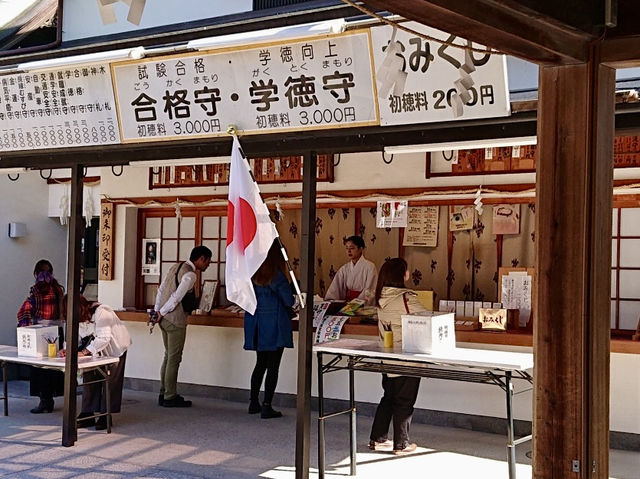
(401, 311), (456, 354)
(17, 325), (59, 357)
(415, 290), (436, 311)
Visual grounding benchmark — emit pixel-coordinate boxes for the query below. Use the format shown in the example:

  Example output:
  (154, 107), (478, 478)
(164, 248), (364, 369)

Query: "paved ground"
(0, 381), (638, 478)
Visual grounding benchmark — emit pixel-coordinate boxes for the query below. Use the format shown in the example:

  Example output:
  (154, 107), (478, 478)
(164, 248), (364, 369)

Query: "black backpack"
(175, 263), (198, 314)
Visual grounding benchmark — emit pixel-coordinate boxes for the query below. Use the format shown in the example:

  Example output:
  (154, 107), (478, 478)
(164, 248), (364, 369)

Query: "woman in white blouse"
(62, 295), (132, 430)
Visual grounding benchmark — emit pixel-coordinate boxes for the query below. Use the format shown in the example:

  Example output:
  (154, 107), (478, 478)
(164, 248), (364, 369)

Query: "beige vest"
(157, 262), (194, 328)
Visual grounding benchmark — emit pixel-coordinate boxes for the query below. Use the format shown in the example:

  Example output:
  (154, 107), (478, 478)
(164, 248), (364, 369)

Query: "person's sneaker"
(77, 412), (95, 428)
(392, 443), (417, 455)
(248, 400), (261, 414)
(260, 404), (282, 419)
(158, 394), (164, 406)
(368, 439), (393, 451)
(162, 395), (192, 408)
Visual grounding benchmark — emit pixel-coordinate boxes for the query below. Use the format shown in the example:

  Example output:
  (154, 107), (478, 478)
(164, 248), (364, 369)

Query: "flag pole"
(227, 125), (306, 309)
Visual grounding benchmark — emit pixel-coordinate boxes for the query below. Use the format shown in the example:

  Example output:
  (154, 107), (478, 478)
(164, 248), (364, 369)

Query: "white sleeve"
(356, 262), (378, 305)
(324, 267), (345, 300)
(159, 271), (196, 316)
(86, 308), (112, 356)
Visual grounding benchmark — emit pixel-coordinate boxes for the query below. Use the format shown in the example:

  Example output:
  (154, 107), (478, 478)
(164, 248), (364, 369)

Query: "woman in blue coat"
(244, 240), (294, 419)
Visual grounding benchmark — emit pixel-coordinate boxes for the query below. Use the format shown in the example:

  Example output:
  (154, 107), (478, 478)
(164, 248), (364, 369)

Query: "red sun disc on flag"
(227, 198), (257, 252)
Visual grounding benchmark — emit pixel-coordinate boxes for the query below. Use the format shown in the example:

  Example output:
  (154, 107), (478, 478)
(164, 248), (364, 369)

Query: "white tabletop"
(0, 345), (119, 370)
(314, 339), (533, 372)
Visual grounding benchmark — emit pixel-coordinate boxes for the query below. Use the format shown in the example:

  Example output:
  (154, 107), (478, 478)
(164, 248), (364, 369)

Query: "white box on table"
(464, 301), (474, 317)
(401, 311), (456, 354)
(17, 325), (58, 357)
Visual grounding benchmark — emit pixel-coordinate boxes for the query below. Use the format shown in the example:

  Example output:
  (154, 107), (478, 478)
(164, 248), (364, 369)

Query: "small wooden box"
(479, 308), (519, 331)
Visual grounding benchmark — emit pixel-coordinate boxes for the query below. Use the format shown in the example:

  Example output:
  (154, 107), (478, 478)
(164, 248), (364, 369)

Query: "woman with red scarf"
(17, 259), (65, 413)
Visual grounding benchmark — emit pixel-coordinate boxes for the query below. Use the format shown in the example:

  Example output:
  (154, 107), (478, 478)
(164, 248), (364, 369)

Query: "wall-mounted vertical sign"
(98, 202), (115, 280)
(111, 30), (378, 142)
(0, 64), (120, 152)
(370, 22), (509, 125)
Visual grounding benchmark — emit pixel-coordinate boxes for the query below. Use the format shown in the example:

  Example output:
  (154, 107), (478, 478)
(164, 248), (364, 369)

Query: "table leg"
(349, 368), (356, 476)
(105, 367), (112, 434)
(505, 371), (516, 479)
(2, 361), (7, 416)
(317, 352), (325, 479)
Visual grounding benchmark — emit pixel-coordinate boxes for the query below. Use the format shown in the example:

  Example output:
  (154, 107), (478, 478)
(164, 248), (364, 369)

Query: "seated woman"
(369, 258), (426, 455)
(17, 259), (65, 414)
(61, 295), (131, 430)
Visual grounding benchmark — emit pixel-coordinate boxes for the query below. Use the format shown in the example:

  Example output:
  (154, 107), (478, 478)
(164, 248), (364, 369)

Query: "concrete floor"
(0, 381), (638, 479)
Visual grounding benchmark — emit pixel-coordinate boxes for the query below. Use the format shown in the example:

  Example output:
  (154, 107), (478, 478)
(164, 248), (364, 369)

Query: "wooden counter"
(116, 310), (640, 354)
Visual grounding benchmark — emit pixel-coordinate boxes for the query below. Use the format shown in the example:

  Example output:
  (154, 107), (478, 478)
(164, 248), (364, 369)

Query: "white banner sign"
(371, 23), (510, 125)
(112, 31), (378, 142)
(0, 64), (120, 152)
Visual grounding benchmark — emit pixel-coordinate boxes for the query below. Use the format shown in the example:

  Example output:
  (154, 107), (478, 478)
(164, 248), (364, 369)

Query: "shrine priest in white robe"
(325, 236), (378, 306)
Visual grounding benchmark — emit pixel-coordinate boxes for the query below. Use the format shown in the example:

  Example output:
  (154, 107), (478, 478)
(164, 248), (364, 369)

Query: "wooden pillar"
(534, 47), (614, 478)
(62, 164), (84, 447)
(295, 151), (317, 479)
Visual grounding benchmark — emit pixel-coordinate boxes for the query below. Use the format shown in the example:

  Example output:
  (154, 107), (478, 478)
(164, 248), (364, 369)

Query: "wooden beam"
(601, 35), (640, 68)
(0, 115), (540, 168)
(534, 47), (613, 477)
(62, 163), (84, 447)
(295, 151), (317, 479)
(360, 0), (592, 64)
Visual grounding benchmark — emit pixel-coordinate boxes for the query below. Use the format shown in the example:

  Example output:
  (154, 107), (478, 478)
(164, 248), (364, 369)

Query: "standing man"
(325, 235), (378, 306)
(154, 245), (212, 407)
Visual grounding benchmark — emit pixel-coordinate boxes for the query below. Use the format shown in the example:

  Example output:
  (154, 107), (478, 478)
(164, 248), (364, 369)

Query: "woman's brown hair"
(252, 240), (286, 286)
(61, 294), (92, 323)
(374, 258), (408, 306)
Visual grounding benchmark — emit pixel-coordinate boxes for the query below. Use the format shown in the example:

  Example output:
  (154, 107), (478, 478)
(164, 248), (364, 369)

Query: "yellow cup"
(47, 343), (57, 358)
(382, 330), (394, 348)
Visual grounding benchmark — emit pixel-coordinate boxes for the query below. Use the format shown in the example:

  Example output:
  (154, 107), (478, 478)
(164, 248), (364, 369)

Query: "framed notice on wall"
(142, 238), (161, 275)
(403, 206), (439, 247)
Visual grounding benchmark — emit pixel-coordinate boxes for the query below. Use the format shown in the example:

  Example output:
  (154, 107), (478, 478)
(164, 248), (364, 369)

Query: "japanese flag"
(225, 136), (278, 315)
